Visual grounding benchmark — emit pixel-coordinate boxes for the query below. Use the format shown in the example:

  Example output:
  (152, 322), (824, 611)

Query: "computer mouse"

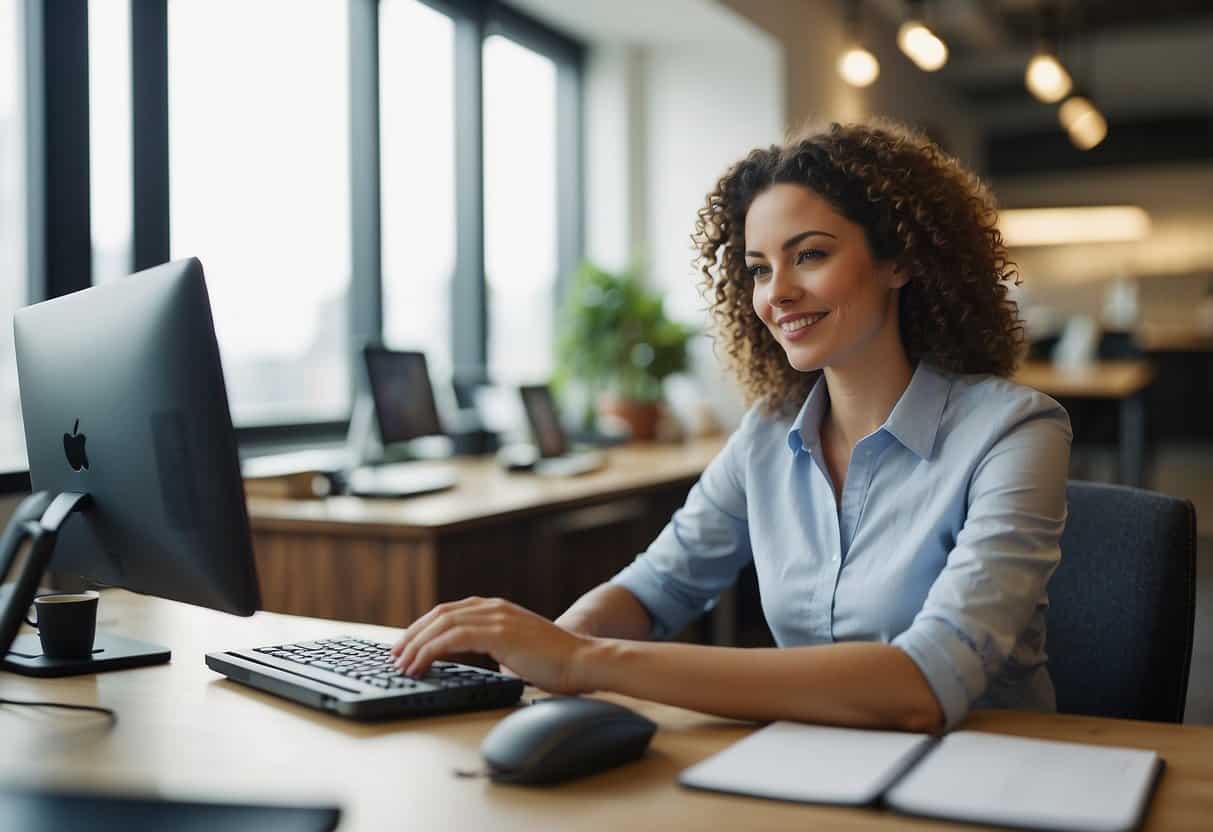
(480, 696), (657, 785)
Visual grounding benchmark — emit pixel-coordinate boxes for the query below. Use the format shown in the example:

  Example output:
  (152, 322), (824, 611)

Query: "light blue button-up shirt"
(611, 362), (1072, 729)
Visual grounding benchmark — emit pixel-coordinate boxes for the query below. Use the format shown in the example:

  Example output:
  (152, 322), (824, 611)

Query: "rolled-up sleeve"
(611, 414), (754, 639)
(892, 405), (1072, 730)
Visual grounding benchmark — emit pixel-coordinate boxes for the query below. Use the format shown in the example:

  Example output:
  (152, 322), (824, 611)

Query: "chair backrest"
(1049, 481), (1197, 723)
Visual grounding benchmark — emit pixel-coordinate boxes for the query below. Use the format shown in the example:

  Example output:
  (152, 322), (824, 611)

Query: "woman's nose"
(768, 266), (800, 306)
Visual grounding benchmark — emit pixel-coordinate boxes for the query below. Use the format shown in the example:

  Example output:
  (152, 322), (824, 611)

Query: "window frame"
(1, 0), (584, 489)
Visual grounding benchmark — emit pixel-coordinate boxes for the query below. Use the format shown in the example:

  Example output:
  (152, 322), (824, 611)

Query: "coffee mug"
(25, 591), (100, 659)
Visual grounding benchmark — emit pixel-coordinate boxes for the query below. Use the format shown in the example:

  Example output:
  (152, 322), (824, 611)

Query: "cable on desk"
(0, 697), (118, 727)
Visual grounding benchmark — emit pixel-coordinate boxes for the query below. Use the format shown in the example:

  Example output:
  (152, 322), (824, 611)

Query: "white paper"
(884, 731), (1161, 832)
(679, 721), (934, 806)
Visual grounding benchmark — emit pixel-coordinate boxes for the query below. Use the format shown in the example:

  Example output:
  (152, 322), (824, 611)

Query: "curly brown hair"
(693, 119), (1023, 414)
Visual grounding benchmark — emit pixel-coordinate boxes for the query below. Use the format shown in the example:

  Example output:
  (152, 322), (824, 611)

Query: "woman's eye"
(745, 264), (769, 280)
(796, 248), (826, 264)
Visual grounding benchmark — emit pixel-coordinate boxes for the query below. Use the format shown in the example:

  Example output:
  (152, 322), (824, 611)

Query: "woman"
(391, 120), (1071, 733)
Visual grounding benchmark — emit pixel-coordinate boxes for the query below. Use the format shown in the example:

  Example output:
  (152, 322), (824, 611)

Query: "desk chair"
(1048, 480), (1197, 723)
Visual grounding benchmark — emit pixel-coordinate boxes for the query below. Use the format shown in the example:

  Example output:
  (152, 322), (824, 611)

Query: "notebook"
(884, 731), (1163, 832)
(680, 721), (933, 805)
(679, 722), (1162, 832)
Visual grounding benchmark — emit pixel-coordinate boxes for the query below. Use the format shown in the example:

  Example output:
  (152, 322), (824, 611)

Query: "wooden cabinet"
(246, 438), (724, 628)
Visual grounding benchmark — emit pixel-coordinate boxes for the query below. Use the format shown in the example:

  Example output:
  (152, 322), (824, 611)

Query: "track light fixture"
(1025, 49), (1072, 103)
(837, 0), (879, 87)
(1059, 94), (1107, 150)
(897, 0), (947, 72)
(838, 46), (880, 87)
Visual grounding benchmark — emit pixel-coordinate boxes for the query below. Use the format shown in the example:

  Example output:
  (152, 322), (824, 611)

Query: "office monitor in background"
(343, 347), (457, 498)
(517, 385), (606, 477)
(363, 347), (444, 445)
(1, 258), (260, 676)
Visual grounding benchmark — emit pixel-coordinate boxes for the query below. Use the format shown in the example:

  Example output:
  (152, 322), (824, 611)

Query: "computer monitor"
(362, 347), (444, 446)
(519, 384), (569, 458)
(0, 258), (261, 675)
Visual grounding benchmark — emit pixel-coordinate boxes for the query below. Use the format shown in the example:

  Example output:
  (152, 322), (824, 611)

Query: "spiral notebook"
(679, 722), (1162, 832)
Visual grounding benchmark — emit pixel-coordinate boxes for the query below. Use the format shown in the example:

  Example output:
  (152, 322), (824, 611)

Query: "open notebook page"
(884, 730), (1162, 832)
(678, 721), (934, 806)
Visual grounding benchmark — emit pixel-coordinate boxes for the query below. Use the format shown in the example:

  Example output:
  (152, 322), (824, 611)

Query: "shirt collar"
(786, 374), (830, 454)
(785, 363), (951, 460)
(883, 362), (951, 460)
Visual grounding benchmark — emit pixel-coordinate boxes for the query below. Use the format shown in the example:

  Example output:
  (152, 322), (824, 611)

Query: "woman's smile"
(777, 311), (830, 340)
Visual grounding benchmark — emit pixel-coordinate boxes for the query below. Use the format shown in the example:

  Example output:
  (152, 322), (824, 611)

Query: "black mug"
(25, 591), (99, 659)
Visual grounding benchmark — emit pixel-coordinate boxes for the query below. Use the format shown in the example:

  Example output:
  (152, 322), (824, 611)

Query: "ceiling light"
(897, 20), (948, 71)
(1058, 95), (1107, 150)
(838, 46), (880, 87)
(1025, 51), (1072, 103)
(1067, 109), (1107, 150)
(1058, 95), (1095, 130)
(998, 206), (1150, 247)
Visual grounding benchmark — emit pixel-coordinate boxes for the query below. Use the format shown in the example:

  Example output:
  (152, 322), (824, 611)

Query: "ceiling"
(503, 0), (768, 47)
(504, 0), (1212, 173)
(992, 0), (1213, 41)
(870, 0), (1213, 126)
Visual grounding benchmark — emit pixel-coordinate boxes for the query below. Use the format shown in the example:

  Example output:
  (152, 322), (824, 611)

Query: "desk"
(1136, 323), (1213, 353)
(3, 591), (1212, 830)
(247, 437), (725, 628)
(1014, 360), (1155, 487)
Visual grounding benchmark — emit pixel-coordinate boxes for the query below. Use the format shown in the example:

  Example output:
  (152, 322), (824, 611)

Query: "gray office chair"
(1047, 481), (1197, 723)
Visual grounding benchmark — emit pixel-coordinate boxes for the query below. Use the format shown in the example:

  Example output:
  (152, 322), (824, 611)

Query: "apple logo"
(63, 419), (89, 472)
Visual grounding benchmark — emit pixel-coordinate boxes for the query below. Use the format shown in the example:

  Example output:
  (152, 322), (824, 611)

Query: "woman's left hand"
(389, 597), (596, 694)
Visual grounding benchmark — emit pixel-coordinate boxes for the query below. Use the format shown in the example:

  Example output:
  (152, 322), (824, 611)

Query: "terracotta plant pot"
(597, 397), (662, 441)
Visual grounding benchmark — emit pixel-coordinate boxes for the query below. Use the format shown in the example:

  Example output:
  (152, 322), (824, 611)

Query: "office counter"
(246, 437), (726, 627)
(2, 591), (1212, 830)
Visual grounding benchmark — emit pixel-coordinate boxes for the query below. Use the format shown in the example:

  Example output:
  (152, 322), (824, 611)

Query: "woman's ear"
(882, 261), (909, 289)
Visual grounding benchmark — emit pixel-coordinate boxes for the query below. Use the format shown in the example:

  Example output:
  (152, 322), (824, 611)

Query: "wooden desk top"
(1014, 359), (1156, 399)
(3, 592), (1211, 831)
(1136, 323), (1213, 352)
(247, 436), (726, 537)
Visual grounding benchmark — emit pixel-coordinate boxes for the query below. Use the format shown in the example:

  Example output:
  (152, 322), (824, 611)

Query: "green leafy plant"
(556, 261), (694, 406)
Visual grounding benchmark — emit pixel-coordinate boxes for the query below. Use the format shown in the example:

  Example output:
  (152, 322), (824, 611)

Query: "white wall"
(584, 43), (646, 276)
(993, 163), (1213, 338)
(642, 41), (785, 322)
(576, 4), (785, 427)
(997, 164), (1213, 288)
(719, 0), (982, 168)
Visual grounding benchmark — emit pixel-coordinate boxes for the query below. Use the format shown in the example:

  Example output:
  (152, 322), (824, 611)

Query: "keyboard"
(206, 636), (524, 720)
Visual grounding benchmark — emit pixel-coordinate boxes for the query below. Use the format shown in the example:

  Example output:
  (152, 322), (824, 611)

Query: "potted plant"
(556, 261), (694, 441)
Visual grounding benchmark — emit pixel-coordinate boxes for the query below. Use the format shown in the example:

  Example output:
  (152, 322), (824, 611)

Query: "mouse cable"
(0, 697), (118, 727)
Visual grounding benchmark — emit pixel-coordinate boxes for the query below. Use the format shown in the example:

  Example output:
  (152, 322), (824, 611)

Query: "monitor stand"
(0, 491), (172, 678)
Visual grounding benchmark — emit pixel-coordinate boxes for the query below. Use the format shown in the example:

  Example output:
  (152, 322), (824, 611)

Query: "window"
(167, 0), (351, 426)
(89, 0), (133, 285)
(1, 0), (582, 477)
(482, 34), (559, 384)
(0, 0), (26, 472)
(379, 0), (455, 376)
